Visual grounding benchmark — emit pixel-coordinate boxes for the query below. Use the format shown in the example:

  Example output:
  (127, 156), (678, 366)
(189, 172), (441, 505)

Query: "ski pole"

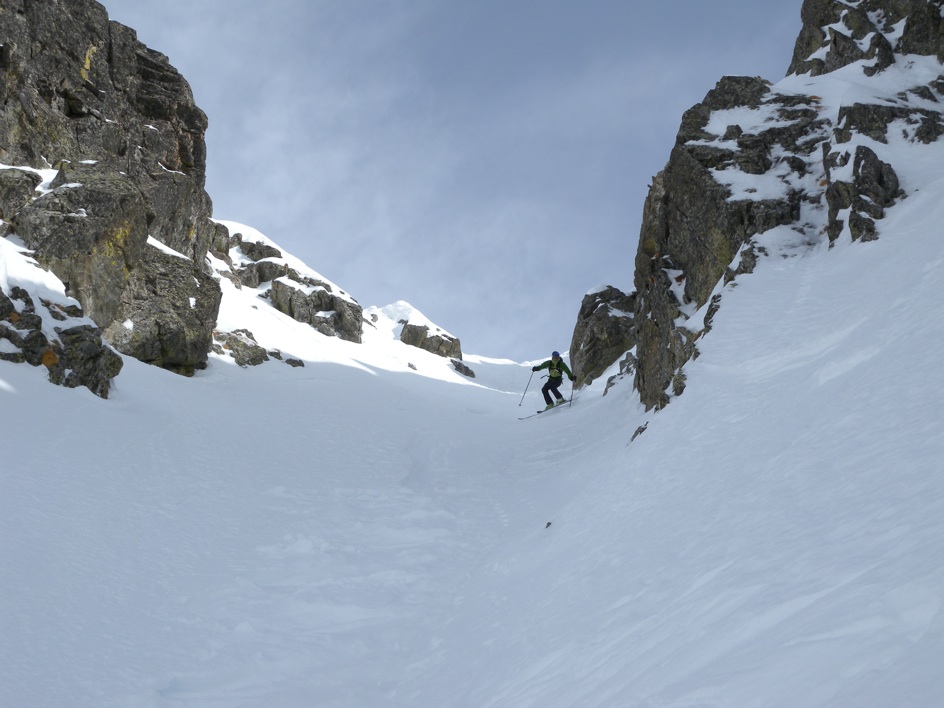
(519, 370), (534, 406)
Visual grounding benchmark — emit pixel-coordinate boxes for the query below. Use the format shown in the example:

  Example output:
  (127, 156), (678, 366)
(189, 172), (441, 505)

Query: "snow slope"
(3, 63), (944, 708)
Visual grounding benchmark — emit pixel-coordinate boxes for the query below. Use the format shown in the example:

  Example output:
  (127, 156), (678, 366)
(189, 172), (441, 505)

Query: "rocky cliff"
(573, 0), (944, 410)
(0, 0), (225, 389)
(2, 0), (461, 397)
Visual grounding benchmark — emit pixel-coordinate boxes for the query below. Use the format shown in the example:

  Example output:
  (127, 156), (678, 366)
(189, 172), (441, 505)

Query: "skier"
(532, 351), (574, 410)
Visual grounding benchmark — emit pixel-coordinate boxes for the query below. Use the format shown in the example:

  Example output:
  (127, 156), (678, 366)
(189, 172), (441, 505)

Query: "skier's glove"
(532, 366), (539, 372)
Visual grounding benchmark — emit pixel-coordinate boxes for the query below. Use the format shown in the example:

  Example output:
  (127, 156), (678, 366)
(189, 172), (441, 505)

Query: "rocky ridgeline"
(206, 225), (466, 371)
(571, 0), (944, 410)
(211, 223), (363, 345)
(0, 0), (463, 395)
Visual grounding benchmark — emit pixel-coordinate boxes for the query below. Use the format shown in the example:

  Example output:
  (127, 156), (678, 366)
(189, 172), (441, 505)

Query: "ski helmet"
(552, 351), (560, 357)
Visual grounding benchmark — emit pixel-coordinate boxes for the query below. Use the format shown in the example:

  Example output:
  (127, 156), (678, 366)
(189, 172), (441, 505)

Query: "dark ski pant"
(542, 376), (565, 405)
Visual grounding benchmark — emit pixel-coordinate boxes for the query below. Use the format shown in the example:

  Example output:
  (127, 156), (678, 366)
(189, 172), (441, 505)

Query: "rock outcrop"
(788, 0), (944, 77)
(451, 358), (475, 378)
(1, 0), (223, 378)
(569, 285), (636, 388)
(211, 223), (364, 344)
(212, 329), (270, 367)
(1, 275), (122, 398)
(574, 0), (944, 411)
(269, 277), (363, 344)
(363, 301), (465, 364)
(400, 322), (462, 359)
(632, 77), (816, 409)
(102, 242), (222, 375)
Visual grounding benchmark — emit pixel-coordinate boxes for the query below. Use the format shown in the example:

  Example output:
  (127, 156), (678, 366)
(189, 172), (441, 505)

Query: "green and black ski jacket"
(535, 358), (573, 380)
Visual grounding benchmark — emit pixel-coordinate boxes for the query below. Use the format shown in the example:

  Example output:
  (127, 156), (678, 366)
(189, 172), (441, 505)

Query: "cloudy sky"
(101, 0), (802, 361)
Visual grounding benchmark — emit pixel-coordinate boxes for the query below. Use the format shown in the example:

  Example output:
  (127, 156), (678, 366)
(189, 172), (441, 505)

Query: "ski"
(518, 402), (571, 420)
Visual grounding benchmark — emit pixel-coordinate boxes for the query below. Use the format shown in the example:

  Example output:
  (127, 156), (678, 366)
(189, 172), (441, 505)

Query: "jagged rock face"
(789, 0), (944, 76)
(621, 0), (944, 411)
(230, 238), (291, 290)
(13, 163), (149, 325)
(102, 245), (222, 375)
(825, 144), (903, 242)
(399, 323), (462, 359)
(269, 278), (364, 344)
(0, 0), (209, 190)
(211, 227), (365, 344)
(569, 285), (636, 388)
(0, 0), (222, 376)
(633, 77), (813, 409)
(0, 169), (41, 221)
(1, 285), (122, 398)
